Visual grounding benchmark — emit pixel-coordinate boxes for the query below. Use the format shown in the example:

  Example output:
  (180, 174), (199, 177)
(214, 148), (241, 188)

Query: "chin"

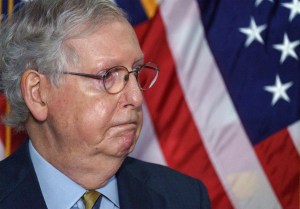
(114, 137), (137, 158)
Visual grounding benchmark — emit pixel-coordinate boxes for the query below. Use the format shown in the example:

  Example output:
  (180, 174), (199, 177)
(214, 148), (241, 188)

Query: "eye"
(103, 67), (122, 91)
(104, 67), (120, 81)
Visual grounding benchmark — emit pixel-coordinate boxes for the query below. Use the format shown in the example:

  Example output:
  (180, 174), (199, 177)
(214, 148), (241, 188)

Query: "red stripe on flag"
(134, 13), (234, 209)
(255, 128), (300, 209)
(0, 94), (26, 157)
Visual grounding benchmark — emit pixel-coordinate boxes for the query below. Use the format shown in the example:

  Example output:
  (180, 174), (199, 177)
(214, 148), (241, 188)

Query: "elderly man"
(0, 0), (210, 208)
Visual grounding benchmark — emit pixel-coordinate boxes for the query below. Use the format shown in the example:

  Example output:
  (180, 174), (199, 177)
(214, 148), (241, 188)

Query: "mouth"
(112, 123), (138, 140)
(112, 118), (138, 127)
(110, 118), (140, 134)
(109, 122), (139, 150)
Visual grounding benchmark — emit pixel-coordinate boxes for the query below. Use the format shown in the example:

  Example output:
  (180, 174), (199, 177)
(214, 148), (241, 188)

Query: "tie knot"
(82, 190), (101, 209)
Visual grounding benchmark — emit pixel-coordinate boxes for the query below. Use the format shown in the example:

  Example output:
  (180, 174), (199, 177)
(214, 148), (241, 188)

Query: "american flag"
(0, 0), (299, 209)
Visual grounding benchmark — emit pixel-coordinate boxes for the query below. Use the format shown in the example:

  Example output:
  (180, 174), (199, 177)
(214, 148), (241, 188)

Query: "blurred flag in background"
(0, 0), (299, 209)
(0, 0), (27, 160)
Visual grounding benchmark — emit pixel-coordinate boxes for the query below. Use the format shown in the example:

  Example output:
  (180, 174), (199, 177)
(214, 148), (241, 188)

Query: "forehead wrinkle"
(65, 20), (142, 73)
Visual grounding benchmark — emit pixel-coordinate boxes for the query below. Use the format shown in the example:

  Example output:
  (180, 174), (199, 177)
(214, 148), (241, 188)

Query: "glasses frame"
(63, 62), (159, 94)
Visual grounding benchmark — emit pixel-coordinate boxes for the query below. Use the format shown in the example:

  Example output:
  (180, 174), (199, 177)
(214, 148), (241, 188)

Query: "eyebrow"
(90, 56), (145, 74)
(133, 57), (145, 66)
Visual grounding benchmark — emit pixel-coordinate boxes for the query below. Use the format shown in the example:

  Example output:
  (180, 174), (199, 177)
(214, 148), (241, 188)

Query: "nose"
(120, 73), (143, 109)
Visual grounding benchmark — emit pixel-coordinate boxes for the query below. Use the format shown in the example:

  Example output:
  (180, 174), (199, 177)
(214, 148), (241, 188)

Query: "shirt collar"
(29, 140), (119, 209)
(97, 175), (119, 207)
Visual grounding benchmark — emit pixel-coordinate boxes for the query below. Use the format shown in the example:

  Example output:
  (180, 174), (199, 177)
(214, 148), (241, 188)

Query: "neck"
(26, 120), (125, 190)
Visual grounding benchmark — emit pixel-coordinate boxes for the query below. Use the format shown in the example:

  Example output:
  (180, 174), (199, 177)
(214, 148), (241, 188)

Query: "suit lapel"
(117, 158), (166, 209)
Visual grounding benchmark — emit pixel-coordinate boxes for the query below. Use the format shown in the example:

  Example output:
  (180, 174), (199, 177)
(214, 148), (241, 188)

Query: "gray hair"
(0, 0), (128, 130)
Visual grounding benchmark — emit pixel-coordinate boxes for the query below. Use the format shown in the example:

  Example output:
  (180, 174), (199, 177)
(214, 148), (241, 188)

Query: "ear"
(21, 70), (48, 122)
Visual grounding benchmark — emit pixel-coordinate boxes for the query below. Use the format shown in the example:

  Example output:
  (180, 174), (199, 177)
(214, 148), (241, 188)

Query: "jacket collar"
(117, 157), (166, 209)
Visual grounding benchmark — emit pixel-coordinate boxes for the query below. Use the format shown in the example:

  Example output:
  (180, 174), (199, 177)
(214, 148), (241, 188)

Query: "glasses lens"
(138, 63), (159, 90)
(104, 66), (127, 93)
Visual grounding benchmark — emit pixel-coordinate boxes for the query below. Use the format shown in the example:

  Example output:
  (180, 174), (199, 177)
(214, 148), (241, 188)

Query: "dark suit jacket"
(0, 141), (210, 209)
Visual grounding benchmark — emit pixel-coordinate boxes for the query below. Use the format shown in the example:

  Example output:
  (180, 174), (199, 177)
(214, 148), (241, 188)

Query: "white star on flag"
(282, 0), (300, 22)
(255, 0), (273, 7)
(239, 17), (266, 47)
(264, 75), (293, 106)
(273, 33), (300, 63)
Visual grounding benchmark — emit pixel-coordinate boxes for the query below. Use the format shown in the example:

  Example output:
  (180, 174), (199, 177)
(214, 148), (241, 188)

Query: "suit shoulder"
(124, 157), (190, 178)
(123, 157), (207, 193)
(121, 157), (210, 208)
(0, 141), (31, 202)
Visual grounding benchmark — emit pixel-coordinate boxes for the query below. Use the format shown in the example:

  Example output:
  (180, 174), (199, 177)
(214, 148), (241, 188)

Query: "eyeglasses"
(63, 62), (159, 94)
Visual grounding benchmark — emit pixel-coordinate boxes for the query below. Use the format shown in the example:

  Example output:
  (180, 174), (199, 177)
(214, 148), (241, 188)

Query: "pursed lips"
(110, 119), (139, 136)
(111, 114), (140, 129)
(109, 121), (139, 151)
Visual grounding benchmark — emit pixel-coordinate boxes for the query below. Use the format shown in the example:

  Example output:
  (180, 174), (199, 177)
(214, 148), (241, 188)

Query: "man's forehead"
(63, 20), (142, 70)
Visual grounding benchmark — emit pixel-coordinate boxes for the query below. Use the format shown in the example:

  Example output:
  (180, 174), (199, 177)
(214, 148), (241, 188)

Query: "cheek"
(73, 100), (117, 138)
(81, 104), (114, 131)
(47, 86), (117, 141)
